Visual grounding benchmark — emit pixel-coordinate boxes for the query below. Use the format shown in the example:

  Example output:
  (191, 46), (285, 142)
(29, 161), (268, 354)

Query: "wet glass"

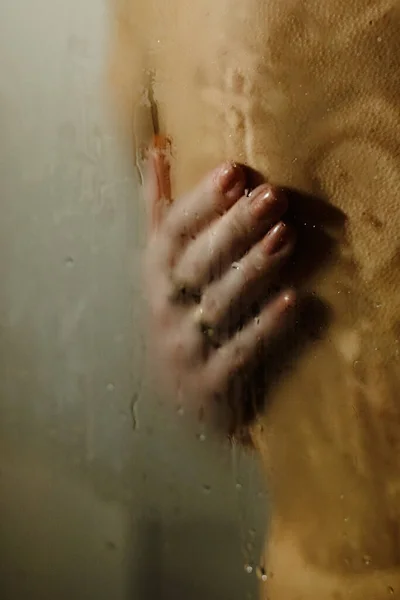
(1, 2), (400, 600)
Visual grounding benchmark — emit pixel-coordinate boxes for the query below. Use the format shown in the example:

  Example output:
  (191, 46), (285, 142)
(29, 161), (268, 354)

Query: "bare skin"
(144, 148), (296, 435)
(109, 1), (400, 598)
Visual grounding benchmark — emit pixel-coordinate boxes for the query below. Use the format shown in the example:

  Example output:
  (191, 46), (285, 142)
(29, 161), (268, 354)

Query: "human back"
(109, 1), (400, 597)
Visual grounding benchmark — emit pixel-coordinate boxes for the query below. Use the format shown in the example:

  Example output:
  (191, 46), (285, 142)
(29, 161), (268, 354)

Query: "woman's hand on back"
(143, 141), (297, 436)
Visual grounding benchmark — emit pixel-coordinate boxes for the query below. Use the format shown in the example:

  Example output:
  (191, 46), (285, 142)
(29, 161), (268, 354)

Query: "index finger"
(164, 161), (246, 240)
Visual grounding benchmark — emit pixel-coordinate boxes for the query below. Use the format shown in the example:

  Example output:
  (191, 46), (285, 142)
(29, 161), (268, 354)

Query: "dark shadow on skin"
(229, 295), (333, 441)
(252, 295), (332, 419)
(245, 166), (346, 285)
(284, 186), (346, 284)
(227, 168), (346, 438)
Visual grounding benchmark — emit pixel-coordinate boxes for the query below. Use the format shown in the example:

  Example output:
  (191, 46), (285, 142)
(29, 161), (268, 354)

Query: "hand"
(143, 141), (297, 437)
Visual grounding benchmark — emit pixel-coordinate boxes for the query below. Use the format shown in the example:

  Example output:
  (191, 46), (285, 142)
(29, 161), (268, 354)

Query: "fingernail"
(264, 222), (294, 254)
(249, 185), (287, 219)
(280, 289), (297, 312)
(217, 162), (243, 196)
(282, 290), (296, 309)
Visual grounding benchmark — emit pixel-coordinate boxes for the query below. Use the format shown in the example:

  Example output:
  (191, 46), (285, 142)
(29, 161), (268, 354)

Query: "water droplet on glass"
(130, 393), (139, 431)
(236, 482), (243, 491)
(363, 554), (371, 566)
(232, 262), (240, 270)
(377, 36), (382, 42)
(177, 406), (184, 416)
(202, 484), (211, 494)
(197, 432), (206, 442)
(248, 528), (256, 537)
(256, 565), (268, 582)
(244, 563), (253, 574)
(65, 256), (74, 267)
(106, 383), (115, 392)
(388, 586), (395, 595)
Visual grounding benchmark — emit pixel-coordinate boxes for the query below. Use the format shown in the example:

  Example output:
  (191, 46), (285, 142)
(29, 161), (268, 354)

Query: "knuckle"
(229, 206), (250, 240)
(231, 344), (247, 371)
(243, 251), (267, 283)
(219, 337), (250, 375)
(145, 231), (173, 271)
(215, 343), (247, 382)
(200, 291), (220, 326)
(165, 218), (189, 250)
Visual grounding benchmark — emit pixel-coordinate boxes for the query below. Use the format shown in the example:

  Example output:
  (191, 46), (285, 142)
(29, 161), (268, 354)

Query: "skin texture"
(109, 1), (400, 598)
(144, 151), (297, 436)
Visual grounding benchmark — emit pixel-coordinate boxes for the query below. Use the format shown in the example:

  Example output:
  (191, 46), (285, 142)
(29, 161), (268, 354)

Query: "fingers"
(197, 221), (296, 334)
(143, 155), (301, 436)
(205, 289), (296, 388)
(144, 135), (172, 232)
(175, 183), (288, 289)
(164, 161), (246, 241)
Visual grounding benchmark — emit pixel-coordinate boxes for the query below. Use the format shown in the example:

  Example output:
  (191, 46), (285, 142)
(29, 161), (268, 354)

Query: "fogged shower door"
(0, 1), (263, 599)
